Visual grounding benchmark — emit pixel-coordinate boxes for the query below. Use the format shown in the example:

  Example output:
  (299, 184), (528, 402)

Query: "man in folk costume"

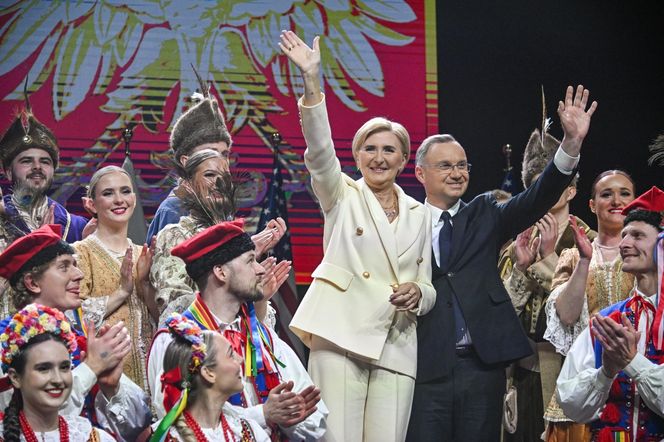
(0, 95), (89, 318)
(148, 219), (328, 440)
(498, 126), (594, 440)
(0, 224), (151, 441)
(148, 84), (285, 324)
(145, 74), (233, 243)
(556, 186), (664, 441)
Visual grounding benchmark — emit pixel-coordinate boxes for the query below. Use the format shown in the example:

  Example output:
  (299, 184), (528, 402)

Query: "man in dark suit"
(406, 86), (598, 441)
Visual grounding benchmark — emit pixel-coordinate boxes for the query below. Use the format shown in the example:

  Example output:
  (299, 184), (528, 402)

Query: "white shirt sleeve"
(95, 374), (152, 442)
(271, 329), (328, 441)
(623, 353), (664, 418)
(147, 331), (173, 419)
(553, 146), (580, 175)
(556, 327), (613, 423)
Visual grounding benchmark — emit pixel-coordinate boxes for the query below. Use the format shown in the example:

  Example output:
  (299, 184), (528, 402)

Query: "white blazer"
(290, 97), (436, 377)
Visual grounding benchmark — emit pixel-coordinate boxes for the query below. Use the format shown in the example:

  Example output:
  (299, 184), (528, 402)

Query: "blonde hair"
(86, 165), (133, 199)
(351, 117), (411, 165)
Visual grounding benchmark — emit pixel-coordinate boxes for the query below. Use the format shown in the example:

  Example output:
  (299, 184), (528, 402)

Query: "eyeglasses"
(420, 161), (472, 173)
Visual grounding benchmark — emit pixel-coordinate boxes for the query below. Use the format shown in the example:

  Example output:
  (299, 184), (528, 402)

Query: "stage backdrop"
(0, 0), (438, 285)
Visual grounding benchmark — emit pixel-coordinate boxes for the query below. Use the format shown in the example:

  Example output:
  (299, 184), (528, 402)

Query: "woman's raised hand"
(136, 236), (156, 283)
(279, 30), (320, 76)
(569, 215), (593, 260)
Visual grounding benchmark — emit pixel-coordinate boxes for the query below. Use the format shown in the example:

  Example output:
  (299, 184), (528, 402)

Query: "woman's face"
(87, 171), (136, 225)
(209, 334), (243, 396)
(355, 130), (406, 191)
(10, 339), (73, 414)
(589, 173), (635, 231)
(192, 157), (228, 194)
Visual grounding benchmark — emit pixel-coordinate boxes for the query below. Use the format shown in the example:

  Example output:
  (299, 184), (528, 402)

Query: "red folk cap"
(171, 219), (245, 264)
(622, 186), (664, 215)
(0, 224), (68, 281)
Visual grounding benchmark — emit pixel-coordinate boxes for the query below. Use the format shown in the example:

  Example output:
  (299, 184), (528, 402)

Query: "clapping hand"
(569, 215), (593, 260)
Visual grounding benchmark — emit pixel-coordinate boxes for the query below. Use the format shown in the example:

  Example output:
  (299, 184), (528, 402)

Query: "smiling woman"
(280, 30), (436, 441)
(542, 170), (637, 439)
(73, 165), (158, 391)
(0, 304), (115, 441)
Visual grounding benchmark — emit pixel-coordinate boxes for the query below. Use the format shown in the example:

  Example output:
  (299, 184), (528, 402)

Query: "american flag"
(256, 149), (306, 362)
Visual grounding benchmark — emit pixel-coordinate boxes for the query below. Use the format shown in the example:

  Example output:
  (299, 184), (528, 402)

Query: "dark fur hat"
(521, 128), (561, 188)
(169, 95), (232, 165)
(0, 111), (59, 171)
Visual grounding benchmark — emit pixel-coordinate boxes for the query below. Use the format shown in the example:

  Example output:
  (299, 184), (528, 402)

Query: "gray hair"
(415, 134), (457, 166)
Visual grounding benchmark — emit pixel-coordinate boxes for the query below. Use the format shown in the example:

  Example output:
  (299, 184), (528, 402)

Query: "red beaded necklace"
(19, 411), (69, 442)
(183, 411), (235, 442)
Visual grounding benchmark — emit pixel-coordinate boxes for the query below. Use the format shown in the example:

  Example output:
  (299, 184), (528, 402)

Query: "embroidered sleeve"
(503, 265), (536, 316)
(551, 247), (579, 291)
(81, 296), (108, 329)
(264, 301), (277, 330)
(527, 252), (559, 292)
(150, 223), (196, 316)
(544, 281), (590, 355)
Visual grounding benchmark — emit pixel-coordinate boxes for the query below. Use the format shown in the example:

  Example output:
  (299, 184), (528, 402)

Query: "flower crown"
(0, 304), (77, 371)
(166, 313), (207, 374)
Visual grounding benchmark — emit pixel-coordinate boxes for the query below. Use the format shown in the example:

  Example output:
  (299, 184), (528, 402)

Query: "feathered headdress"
(169, 65), (232, 164)
(0, 79), (59, 170)
(521, 87), (562, 188)
(648, 133), (664, 167)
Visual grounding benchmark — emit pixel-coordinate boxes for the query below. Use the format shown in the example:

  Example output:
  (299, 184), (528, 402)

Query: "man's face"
(29, 254), (84, 311)
(6, 148), (55, 195)
(415, 141), (469, 209)
(224, 250), (266, 303)
(619, 221), (659, 276)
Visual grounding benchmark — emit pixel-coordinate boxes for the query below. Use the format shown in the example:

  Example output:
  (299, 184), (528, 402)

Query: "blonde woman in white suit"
(280, 31), (436, 441)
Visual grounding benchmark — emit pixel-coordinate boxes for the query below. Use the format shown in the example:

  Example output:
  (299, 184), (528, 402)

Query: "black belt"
(455, 345), (475, 357)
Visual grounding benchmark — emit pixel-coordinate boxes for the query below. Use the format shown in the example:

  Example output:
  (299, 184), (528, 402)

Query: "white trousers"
(308, 335), (415, 442)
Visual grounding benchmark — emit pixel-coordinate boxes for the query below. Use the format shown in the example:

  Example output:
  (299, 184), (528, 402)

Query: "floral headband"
(166, 313), (207, 374)
(152, 314), (209, 442)
(0, 304), (77, 371)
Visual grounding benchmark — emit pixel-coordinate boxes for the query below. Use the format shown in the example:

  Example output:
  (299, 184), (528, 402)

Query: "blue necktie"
(438, 211), (467, 343)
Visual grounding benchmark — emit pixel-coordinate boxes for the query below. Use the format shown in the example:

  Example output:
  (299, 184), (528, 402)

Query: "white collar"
(425, 198), (461, 224)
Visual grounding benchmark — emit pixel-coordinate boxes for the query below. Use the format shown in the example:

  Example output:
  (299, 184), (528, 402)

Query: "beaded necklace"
(183, 412), (234, 442)
(19, 411), (69, 442)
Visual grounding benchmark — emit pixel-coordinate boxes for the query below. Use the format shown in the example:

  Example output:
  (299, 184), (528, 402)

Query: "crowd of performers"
(0, 30), (662, 442)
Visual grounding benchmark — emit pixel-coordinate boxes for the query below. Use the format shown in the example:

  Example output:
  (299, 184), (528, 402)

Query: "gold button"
(416, 257), (423, 264)
(356, 227), (364, 235)
(362, 271), (370, 279)
(391, 283), (399, 290)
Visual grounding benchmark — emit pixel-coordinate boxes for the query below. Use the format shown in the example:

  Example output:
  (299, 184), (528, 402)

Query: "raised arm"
(280, 31), (346, 213)
(279, 31), (322, 106)
(554, 216), (593, 326)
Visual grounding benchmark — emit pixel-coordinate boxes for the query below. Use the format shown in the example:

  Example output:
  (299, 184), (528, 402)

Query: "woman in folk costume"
(150, 148), (288, 327)
(142, 313), (269, 442)
(74, 165), (158, 390)
(279, 31), (435, 441)
(0, 304), (115, 442)
(543, 170), (637, 441)
(498, 123), (595, 442)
